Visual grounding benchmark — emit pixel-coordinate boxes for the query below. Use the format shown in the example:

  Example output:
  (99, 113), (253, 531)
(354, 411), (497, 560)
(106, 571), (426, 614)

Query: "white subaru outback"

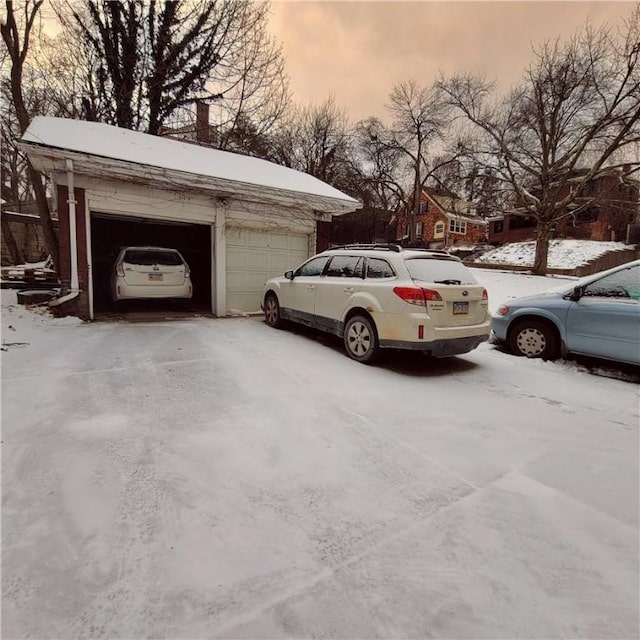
(262, 244), (491, 363)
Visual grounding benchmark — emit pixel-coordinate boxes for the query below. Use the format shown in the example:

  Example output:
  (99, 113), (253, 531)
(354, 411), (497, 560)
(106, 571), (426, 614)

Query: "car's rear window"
(404, 257), (478, 284)
(123, 250), (183, 266)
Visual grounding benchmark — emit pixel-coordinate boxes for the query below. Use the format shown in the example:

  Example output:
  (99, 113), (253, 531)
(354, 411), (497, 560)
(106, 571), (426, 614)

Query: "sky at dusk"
(268, 1), (637, 122)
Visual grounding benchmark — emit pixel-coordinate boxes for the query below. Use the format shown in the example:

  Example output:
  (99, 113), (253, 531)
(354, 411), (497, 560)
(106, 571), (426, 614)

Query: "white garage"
(20, 117), (360, 320)
(225, 228), (310, 312)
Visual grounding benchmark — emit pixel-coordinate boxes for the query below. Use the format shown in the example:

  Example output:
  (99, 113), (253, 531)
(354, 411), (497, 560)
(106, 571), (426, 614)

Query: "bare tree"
(54, 0), (289, 139)
(1, 0), (59, 268)
(271, 97), (362, 196)
(439, 8), (640, 274)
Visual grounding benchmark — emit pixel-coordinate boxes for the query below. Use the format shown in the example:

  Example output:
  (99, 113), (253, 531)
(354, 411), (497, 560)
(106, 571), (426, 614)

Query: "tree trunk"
(1, 212), (24, 264)
(2, 0), (59, 272)
(532, 222), (552, 275)
(28, 162), (59, 269)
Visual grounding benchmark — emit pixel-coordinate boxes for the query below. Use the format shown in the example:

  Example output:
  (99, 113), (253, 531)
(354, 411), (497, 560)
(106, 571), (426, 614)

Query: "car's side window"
(325, 255), (364, 278)
(295, 256), (330, 277)
(366, 258), (395, 279)
(582, 266), (640, 300)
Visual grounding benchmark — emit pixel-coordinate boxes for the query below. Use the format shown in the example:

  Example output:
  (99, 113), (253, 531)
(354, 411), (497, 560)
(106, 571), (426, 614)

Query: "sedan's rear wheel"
(509, 320), (559, 360)
(264, 293), (282, 328)
(344, 315), (380, 364)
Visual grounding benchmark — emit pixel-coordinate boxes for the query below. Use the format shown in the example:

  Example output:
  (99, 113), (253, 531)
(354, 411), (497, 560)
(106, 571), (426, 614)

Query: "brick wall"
(316, 220), (331, 252)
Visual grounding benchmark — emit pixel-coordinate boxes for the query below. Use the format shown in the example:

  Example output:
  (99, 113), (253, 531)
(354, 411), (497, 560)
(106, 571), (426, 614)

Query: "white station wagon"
(111, 246), (192, 302)
(262, 244), (491, 363)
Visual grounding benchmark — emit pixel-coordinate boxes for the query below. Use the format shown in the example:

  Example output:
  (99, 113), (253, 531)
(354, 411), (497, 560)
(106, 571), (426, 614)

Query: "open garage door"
(226, 228), (310, 312)
(90, 213), (212, 315)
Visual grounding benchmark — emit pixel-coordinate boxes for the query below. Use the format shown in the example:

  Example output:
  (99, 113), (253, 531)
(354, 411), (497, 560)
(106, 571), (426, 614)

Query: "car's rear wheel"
(508, 319), (559, 360)
(344, 315), (380, 364)
(264, 293), (282, 328)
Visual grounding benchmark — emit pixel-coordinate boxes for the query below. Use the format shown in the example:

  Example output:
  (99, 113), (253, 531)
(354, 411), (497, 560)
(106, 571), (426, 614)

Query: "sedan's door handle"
(307, 285), (315, 290)
(343, 287), (355, 293)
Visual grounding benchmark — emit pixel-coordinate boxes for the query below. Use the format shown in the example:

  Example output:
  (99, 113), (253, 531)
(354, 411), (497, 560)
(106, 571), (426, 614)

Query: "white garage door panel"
(226, 228), (310, 312)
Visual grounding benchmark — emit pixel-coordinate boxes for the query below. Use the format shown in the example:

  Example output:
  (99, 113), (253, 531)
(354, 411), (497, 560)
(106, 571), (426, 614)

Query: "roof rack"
(330, 244), (455, 257)
(330, 243), (403, 252)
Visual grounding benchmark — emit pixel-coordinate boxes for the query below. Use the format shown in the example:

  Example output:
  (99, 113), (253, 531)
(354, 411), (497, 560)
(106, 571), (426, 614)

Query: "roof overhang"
(19, 140), (361, 216)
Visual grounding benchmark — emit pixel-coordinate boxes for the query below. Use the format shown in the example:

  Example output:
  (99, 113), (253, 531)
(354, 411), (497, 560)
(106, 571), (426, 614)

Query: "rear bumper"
(113, 283), (192, 300)
(374, 311), (491, 355)
(379, 334), (489, 356)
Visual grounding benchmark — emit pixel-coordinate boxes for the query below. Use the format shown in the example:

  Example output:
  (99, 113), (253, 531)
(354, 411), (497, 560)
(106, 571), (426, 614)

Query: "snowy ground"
(476, 239), (629, 269)
(2, 269), (638, 639)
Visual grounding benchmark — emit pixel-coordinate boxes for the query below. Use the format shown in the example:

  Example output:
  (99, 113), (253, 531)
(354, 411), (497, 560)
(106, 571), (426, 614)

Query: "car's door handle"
(343, 287), (355, 293)
(307, 285), (315, 290)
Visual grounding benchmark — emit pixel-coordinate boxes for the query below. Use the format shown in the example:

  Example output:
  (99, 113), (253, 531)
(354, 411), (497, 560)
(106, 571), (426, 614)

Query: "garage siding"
(226, 228), (310, 312)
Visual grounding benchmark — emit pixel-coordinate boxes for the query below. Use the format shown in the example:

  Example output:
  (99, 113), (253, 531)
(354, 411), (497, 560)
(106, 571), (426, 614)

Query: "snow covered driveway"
(2, 275), (638, 639)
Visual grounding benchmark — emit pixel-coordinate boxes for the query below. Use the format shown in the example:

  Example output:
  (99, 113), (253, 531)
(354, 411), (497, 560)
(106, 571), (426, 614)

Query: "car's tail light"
(418, 325), (424, 339)
(394, 286), (425, 305)
(393, 287), (443, 305)
(184, 264), (190, 278)
(482, 288), (488, 300)
(422, 289), (443, 301)
(116, 264), (125, 277)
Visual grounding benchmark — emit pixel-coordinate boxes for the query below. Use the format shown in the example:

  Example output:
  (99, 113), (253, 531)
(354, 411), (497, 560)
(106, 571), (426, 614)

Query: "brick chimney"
(196, 102), (210, 143)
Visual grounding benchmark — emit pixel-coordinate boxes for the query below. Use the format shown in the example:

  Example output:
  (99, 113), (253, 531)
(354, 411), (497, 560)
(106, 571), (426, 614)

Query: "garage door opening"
(90, 213), (212, 315)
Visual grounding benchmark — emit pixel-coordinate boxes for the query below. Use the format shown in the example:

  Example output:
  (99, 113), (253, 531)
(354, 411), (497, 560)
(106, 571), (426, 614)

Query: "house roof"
(20, 117), (360, 215)
(423, 190), (487, 225)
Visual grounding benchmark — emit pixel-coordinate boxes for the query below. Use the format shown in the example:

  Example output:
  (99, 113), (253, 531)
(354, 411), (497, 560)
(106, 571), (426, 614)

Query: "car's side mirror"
(285, 270), (294, 280)
(567, 286), (584, 301)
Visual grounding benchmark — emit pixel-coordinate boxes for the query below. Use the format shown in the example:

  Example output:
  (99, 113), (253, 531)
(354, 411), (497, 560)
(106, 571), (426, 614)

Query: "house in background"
(394, 187), (488, 249)
(488, 167), (639, 245)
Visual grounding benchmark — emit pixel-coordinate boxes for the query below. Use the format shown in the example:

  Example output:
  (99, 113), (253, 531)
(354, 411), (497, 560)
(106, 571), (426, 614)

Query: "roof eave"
(19, 141), (361, 216)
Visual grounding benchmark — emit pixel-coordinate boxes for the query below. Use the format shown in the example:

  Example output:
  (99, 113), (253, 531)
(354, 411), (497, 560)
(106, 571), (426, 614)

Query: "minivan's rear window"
(405, 257), (478, 284)
(123, 250), (183, 266)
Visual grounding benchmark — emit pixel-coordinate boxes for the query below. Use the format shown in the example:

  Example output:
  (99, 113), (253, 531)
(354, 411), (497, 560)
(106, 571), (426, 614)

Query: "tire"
(343, 315), (380, 364)
(264, 293), (282, 328)
(508, 319), (559, 360)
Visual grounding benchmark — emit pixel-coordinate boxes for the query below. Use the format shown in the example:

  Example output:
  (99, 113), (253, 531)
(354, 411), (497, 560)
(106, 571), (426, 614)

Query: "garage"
(225, 228), (309, 312)
(90, 213), (212, 314)
(20, 117), (360, 321)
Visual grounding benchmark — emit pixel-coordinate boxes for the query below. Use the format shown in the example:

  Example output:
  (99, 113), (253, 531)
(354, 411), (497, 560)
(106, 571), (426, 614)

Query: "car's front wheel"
(508, 319), (559, 360)
(264, 293), (282, 328)
(344, 315), (380, 364)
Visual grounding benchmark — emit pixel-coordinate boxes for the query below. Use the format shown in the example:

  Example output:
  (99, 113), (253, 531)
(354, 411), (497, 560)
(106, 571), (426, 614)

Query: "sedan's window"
(583, 266), (640, 300)
(123, 250), (183, 266)
(405, 258), (477, 284)
(296, 256), (330, 277)
(366, 258), (395, 278)
(325, 256), (364, 278)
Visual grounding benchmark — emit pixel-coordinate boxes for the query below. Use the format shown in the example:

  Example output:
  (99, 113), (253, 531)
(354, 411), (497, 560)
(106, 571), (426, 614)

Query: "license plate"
(453, 301), (469, 315)
(148, 273), (163, 281)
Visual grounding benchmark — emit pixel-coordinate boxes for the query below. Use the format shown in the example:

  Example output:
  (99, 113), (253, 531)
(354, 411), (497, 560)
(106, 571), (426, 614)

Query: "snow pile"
(2, 290), (82, 349)
(476, 239), (629, 269)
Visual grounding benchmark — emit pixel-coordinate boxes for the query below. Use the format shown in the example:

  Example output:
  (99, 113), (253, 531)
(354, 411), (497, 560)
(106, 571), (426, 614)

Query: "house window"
(576, 208), (599, 223)
(449, 218), (467, 235)
(493, 220), (504, 233)
(419, 202), (427, 214)
(434, 221), (445, 238)
(509, 215), (537, 230)
(415, 222), (424, 237)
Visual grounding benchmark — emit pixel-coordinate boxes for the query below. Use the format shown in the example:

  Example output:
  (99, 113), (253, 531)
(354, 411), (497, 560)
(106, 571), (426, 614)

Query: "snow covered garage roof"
(20, 117), (361, 214)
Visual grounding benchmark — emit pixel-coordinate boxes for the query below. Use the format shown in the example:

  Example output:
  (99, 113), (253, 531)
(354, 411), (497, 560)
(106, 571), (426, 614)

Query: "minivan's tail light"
(393, 287), (442, 305)
(116, 264), (125, 277)
(482, 288), (488, 300)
